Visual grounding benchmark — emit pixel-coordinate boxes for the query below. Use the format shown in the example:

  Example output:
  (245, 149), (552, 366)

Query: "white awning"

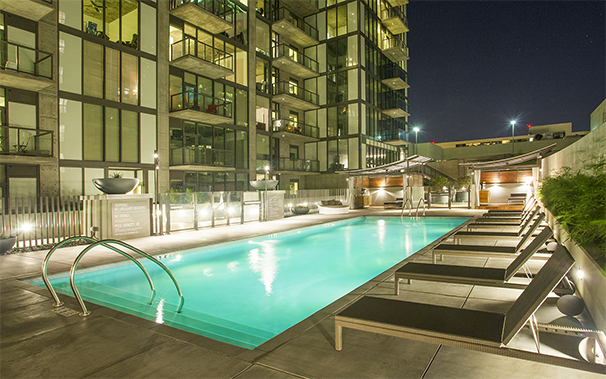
(459, 143), (556, 169)
(336, 155), (433, 176)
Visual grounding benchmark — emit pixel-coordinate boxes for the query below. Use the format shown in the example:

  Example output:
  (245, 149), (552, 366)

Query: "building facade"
(0, 0), (408, 198)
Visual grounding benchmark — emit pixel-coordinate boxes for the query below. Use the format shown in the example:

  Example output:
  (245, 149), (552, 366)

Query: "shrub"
(428, 176), (449, 190)
(538, 158), (605, 256)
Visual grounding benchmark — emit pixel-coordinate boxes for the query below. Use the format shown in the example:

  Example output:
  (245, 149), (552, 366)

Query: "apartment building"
(0, 0), (409, 197)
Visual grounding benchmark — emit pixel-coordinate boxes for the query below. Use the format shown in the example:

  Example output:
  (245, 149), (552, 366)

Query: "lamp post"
(413, 127), (420, 155)
(510, 120), (516, 155)
(153, 150), (159, 234)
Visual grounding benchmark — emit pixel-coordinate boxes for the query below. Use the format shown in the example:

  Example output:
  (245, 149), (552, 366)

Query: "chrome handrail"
(42, 236), (156, 308)
(413, 198), (426, 220)
(68, 239), (184, 316)
(400, 198), (413, 220)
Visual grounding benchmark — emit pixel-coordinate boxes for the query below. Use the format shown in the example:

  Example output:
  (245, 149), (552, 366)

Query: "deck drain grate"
(52, 306), (79, 317)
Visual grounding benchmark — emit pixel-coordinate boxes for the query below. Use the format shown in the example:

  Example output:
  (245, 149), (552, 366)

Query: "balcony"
(169, 91), (233, 125)
(277, 158), (319, 172)
(0, 40), (53, 92)
(273, 119), (319, 139)
(272, 44), (319, 79)
(377, 128), (407, 146)
(272, 7), (319, 48)
(381, 94), (410, 118)
(380, 7), (409, 35)
(281, 0), (319, 17)
(169, 0), (234, 34)
(0, 126), (53, 157)
(170, 146), (234, 169)
(170, 36), (234, 79)
(0, 0), (53, 21)
(272, 81), (319, 111)
(387, 0), (408, 6)
(381, 36), (409, 62)
(381, 63), (409, 90)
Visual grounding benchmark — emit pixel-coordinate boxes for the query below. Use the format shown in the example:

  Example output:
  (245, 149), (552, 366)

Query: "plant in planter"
(0, 233), (17, 254)
(427, 176), (450, 191)
(538, 157), (605, 262)
(292, 205), (310, 215)
(92, 172), (140, 194)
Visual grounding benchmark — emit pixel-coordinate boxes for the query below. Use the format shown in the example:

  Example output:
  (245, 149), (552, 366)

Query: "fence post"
(193, 192), (198, 231)
(226, 192), (230, 226)
(165, 193), (171, 234)
(211, 192), (215, 228)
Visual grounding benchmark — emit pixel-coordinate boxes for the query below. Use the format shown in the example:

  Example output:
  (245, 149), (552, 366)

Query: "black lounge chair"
(483, 196), (536, 218)
(454, 211), (544, 240)
(394, 227), (553, 294)
(335, 246), (605, 373)
(470, 204), (538, 228)
(433, 213), (546, 263)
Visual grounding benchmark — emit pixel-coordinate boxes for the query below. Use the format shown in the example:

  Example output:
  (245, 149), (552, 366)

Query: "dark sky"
(406, 1), (606, 143)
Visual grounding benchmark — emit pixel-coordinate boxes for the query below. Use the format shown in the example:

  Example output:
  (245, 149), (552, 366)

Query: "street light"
(510, 120), (516, 155)
(413, 127), (420, 155)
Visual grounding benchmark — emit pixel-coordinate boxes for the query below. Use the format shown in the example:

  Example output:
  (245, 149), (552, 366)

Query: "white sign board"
(111, 201), (150, 238)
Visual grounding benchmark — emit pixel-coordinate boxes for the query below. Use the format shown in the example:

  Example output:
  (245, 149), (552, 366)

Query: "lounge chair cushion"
(396, 263), (507, 282)
(338, 296), (505, 344)
(435, 244), (517, 254)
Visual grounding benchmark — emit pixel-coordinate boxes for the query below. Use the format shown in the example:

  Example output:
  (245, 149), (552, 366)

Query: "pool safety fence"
(284, 189), (349, 216)
(1, 196), (83, 250)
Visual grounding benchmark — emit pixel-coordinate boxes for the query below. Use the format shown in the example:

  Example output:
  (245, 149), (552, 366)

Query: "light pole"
(413, 127), (420, 155)
(510, 120), (516, 155)
(153, 150), (159, 234)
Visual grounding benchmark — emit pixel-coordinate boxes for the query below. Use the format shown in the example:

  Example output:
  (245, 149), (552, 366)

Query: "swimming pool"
(33, 216), (468, 349)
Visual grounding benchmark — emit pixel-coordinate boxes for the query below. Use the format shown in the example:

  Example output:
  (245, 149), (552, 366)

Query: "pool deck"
(1, 208), (604, 378)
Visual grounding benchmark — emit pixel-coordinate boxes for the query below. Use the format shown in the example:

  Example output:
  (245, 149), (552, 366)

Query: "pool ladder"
(42, 237), (184, 316)
(400, 198), (426, 221)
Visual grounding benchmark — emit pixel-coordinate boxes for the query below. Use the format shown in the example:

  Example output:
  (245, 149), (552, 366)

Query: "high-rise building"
(0, 0), (409, 197)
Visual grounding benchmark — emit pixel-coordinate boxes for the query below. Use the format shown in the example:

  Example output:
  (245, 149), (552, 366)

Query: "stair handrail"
(42, 236), (156, 308)
(69, 239), (184, 316)
(414, 198), (426, 220)
(400, 198), (413, 221)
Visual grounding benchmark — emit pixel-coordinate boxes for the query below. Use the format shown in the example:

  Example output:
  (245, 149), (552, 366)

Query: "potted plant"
(292, 205), (310, 215)
(92, 172), (140, 194)
(0, 233), (17, 254)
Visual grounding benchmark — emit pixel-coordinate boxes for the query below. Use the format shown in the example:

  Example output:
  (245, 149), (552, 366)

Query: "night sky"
(406, 1), (606, 144)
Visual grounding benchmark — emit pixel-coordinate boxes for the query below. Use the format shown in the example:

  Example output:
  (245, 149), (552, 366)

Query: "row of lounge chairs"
(335, 199), (606, 372)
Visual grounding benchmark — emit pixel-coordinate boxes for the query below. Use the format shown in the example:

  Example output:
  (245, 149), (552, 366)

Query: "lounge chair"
(483, 196), (536, 218)
(477, 198), (537, 222)
(317, 200), (350, 214)
(335, 246), (606, 373)
(394, 227), (553, 294)
(467, 204), (538, 229)
(432, 213), (545, 263)
(454, 211), (544, 240)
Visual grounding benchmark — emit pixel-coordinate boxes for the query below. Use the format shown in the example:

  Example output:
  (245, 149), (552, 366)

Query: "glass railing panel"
(0, 40), (53, 79)
(272, 119), (319, 138)
(169, 146), (234, 167)
(273, 7), (318, 40)
(169, 91), (233, 118)
(273, 44), (318, 73)
(170, 36), (233, 71)
(170, 0), (235, 23)
(0, 126), (53, 156)
(273, 82), (319, 106)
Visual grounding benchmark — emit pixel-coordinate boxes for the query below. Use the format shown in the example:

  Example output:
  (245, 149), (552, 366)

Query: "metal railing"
(273, 44), (318, 73)
(273, 119), (319, 138)
(1, 196), (82, 250)
(273, 7), (318, 40)
(170, 146), (234, 167)
(0, 40), (53, 79)
(0, 126), (53, 156)
(381, 93), (409, 113)
(169, 0), (235, 23)
(381, 63), (408, 84)
(273, 81), (319, 106)
(381, 36), (409, 58)
(169, 91), (233, 118)
(170, 36), (233, 71)
(277, 158), (319, 172)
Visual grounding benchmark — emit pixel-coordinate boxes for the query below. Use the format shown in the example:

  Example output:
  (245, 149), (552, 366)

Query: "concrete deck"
(1, 208), (604, 378)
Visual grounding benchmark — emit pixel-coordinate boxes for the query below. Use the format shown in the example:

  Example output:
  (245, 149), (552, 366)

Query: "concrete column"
(157, 1), (171, 194)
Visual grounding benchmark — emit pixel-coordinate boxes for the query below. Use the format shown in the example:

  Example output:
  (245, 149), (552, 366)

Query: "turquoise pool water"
(33, 216), (467, 349)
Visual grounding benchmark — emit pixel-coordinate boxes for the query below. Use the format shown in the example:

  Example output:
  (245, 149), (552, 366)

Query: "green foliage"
(457, 176), (472, 189)
(428, 176), (449, 189)
(538, 157), (606, 255)
(110, 172), (123, 178)
(169, 187), (194, 204)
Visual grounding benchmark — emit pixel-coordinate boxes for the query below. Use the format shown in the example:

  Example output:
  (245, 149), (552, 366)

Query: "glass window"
(59, 99), (82, 160)
(105, 107), (120, 162)
(121, 52), (138, 105)
(339, 138), (348, 168)
(236, 131), (248, 169)
(140, 3), (156, 55)
(235, 89), (247, 127)
(83, 103), (103, 161)
(105, 47), (120, 101)
(105, 0), (120, 42)
(121, 110), (138, 163)
(61, 0), (82, 29)
(83, 41), (104, 98)
(256, 20), (270, 56)
(140, 58), (156, 109)
(140, 113), (156, 164)
(60, 167), (82, 196)
(83, 0), (103, 36)
(59, 32), (82, 94)
(121, 0), (139, 49)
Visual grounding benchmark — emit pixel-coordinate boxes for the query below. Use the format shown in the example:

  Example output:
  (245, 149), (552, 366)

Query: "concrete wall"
(305, 173), (347, 189)
(589, 99), (606, 132)
(442, 138), (581, 161)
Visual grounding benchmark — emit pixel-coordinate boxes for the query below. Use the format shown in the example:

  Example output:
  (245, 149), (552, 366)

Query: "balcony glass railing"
(0, 40), (52, 79)
(273, 7), (318, 41)
(170, 146), (234, 167)
(380, 7), (408, 29)
(169, 0), (235, 23)
(273, 119), (319, 138)
(273, 81), (319, 106)
(0, 125), (53, 156)
(273, 44), (318, 73)
(278, 158), (319, 172)
(382, 93), (409, 112)
(381, 36), (409, 56)
(171, 36), (233, 71)
(170, 91), (233, 118)
(381, 63), (408, 83)
(377, 128), (406, 142)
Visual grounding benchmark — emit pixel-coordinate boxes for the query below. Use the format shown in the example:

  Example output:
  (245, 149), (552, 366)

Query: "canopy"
(459, 143), (556, 169)
(336, 155), (433, 176)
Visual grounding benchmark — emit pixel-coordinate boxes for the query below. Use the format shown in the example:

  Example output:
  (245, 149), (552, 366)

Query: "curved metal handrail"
(413, 198), (426, 220)
(42, 236), (156, 308)
(70, 239), (184, 316)
(400, 198), (413, 221)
